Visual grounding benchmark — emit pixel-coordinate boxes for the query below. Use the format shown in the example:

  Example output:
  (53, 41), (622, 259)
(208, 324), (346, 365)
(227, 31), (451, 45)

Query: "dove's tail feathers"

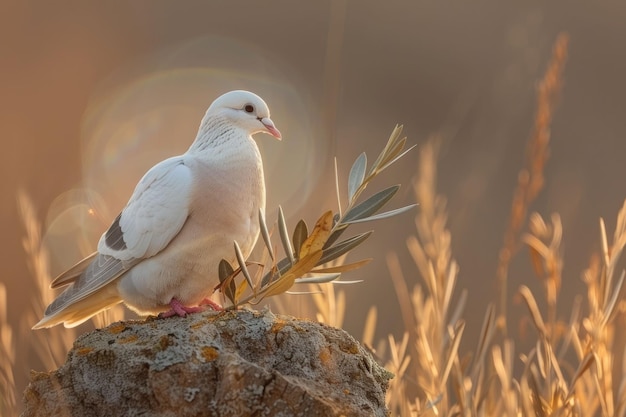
(34, 253), (131, 329)
(50, 252), (98, 289)
(32, 282), (122, 329)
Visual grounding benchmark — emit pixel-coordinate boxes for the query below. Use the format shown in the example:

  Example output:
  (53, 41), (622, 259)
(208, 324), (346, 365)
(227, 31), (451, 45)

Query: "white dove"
(34, 90), (281, 329)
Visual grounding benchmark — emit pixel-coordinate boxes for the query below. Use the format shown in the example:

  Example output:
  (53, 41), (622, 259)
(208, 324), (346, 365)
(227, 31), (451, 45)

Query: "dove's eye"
(244, 104), (254, 113)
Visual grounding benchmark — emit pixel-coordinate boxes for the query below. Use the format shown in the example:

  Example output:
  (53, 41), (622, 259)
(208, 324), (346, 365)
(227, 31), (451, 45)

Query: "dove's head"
(204, 90), (282, 140)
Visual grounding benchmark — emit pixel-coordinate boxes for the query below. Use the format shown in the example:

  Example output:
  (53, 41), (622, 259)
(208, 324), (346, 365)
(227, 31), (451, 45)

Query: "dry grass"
(496, 33), (569, 335)
(368, 33), (626, 416)
(0, 283), (16, 414)
(377, 132), (626, 415)
(1, 191), (126, 417)
(16, 191), (76, 368)
(1, 192), (66, 417)
(382, 136), (467, 416)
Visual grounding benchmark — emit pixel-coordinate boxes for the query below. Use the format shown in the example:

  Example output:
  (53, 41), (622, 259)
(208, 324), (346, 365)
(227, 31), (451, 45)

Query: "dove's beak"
(260, 117), (282, 140)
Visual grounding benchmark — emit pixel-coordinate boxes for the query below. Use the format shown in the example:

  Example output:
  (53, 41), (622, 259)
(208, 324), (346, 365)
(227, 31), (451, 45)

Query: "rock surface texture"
(22, 309), (392, 416)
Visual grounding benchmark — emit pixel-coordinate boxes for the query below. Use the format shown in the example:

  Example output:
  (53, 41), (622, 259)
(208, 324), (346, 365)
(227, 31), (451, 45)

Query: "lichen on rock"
(22, 309), (392, 417)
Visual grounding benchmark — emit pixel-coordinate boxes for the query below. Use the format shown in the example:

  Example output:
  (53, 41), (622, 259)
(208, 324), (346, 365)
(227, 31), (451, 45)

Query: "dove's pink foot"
(199, 298), (224, 311)
(159, 298), (206, 318)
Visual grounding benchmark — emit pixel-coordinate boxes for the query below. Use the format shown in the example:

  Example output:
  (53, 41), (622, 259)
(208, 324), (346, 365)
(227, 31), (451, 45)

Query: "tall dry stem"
(17, 190), (77, 369)
(496, 33), (569, 335)
(385, 136), (465, 416)
(0, 284), (16, 417)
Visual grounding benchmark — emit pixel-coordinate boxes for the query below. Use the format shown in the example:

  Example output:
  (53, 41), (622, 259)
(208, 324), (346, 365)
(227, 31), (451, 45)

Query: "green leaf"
(318, 231), (373, 265)
(260, 271), (276, 289)
(334, 157), (342, 217)
(348, 152), (367, 203)
(233, 241), (254, 289)
(276, 255), (292, 270)
(218, 259), (236, 305)
(292, 219), (308, 259)
(292, 276), (364, 285)
(278, 206), (295, 264)
(285, 290), (324, 295)
(342, 185), (399, 223)
(294, 273), (343, 284)
(330, 280), (364, 285)
(258, 209), (275, 261)
(343, 204), (417, 224)
(323, 224), (348, 250)
(218, 259), (234, 283)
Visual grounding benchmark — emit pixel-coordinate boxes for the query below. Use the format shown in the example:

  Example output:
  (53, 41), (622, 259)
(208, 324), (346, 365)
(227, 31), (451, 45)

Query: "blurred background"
(3, 0), (626, 409)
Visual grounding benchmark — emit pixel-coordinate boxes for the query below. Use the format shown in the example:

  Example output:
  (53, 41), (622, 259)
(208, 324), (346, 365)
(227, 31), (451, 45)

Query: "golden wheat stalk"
(16, 190), (77, 368)
(496, 33), (570, 335)
(0, 283), (16, 416)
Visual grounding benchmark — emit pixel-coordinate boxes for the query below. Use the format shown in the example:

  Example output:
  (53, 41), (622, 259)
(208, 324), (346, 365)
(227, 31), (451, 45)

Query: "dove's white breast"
(117, 133), (265, 314)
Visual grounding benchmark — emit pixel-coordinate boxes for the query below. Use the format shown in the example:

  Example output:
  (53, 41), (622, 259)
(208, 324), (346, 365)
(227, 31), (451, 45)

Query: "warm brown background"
(3, 0), (626, 406)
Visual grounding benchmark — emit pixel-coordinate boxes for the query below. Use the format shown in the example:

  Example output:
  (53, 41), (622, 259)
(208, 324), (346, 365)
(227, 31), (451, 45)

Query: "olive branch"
(217, 125), (416, 308)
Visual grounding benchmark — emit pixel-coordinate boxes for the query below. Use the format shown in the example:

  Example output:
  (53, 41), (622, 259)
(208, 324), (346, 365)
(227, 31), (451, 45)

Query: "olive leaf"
(217, 259), (236, 305)
(299, 211), (333, 258)
(258, 210), (275, 261)
(343, 205), (417, 225)
(278, 206), (294, 265)
(318, 232), (373, 265)
(348, 153), (367, 203)
(342, 185), (400, 223)
(233, 241), (253, 289)
(292, 219), (308, 259)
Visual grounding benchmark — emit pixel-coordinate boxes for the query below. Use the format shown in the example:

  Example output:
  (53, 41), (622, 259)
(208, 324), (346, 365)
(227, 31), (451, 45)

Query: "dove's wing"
(39, 156), (193, 322)
(98, 155), (193, 260)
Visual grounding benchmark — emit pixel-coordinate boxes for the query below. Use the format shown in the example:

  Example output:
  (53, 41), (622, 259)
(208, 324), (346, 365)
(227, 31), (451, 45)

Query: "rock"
(22, 309), (392, 417)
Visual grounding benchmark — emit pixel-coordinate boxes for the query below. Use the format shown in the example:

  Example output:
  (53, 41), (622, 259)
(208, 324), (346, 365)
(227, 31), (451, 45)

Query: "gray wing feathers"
(50, 251), (98, 288)
(104, 213), (127, 250)
(43, 253), (133, 317)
